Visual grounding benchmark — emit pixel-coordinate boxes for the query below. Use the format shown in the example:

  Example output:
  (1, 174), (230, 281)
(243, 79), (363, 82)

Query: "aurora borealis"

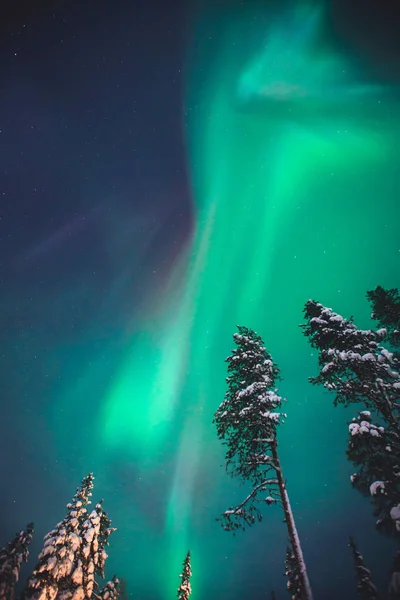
(1, 0), (400, 598)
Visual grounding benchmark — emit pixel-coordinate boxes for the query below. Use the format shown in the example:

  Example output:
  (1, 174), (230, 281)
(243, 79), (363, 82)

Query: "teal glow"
(49, 1), (400, 597)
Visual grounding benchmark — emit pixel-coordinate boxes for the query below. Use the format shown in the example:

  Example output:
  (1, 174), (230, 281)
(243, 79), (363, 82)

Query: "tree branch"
(218, 479), (280, 531)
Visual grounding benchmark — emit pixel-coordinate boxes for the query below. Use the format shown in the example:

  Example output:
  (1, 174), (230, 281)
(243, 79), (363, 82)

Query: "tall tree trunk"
(271, 442), (314, 600)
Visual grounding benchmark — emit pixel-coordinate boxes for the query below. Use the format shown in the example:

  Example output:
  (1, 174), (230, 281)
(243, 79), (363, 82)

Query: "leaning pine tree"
(177, 551), (192, 600)
(348, 537), (378, 600)
(214, 326), (313, 600)
(0, 522), (34, 600)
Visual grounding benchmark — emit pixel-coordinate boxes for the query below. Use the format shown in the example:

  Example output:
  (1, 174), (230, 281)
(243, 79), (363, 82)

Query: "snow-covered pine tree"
(76, 499), (117, 598)
(302, 300), (400, 536)
(285, 545), (302, 600)
(214, 326), (313, 600)
(25, 473), (118, 600)
(177, 551), (192, 600)
(347, 410), (400, 535)
(301, 300), (400, 429)
(367, 286), (400, 354)
(94, 501), (116, 582)
(0, 522), (34, 600)
(25, 473), (95, 600)
(348, 537), (378, 600)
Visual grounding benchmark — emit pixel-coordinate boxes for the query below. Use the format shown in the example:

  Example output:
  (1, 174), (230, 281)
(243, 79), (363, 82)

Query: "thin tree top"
(348, 536), (378, 600)
(177, 551), (192, 600)
(214, 326), (285, 484)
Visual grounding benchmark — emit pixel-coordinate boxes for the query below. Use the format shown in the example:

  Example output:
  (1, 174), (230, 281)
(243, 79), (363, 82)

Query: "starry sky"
(1, 0), (400, 598)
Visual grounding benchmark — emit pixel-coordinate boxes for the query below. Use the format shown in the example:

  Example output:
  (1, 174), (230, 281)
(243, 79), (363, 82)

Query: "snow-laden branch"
(218, 479), (280, 532)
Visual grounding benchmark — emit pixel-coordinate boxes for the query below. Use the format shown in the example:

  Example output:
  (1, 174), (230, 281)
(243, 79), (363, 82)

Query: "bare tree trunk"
(271, 442), (314, 600)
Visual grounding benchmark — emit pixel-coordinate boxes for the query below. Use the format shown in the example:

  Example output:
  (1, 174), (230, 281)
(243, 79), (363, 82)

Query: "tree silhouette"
(24, 473), (118, 599)
(302, 298), (400, 536)
(349, 537), (378, 600)
(177, 551), (192, 600)
(367, 286), (400, 353)
(0, 523), (34, 600)
(214, 326), (313, 600)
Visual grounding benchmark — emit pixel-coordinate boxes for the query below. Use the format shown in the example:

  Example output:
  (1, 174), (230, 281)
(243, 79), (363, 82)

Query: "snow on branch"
(218, 479), (280, 532)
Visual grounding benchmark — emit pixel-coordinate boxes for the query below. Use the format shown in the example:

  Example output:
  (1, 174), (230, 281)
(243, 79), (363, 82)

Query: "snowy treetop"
(215, 326), (284, 484)
(26, 473), (117, 600)
(302, 300), (400, 424)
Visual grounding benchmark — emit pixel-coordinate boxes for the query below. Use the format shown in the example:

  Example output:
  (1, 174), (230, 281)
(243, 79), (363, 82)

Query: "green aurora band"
(90, 1), (400, 597)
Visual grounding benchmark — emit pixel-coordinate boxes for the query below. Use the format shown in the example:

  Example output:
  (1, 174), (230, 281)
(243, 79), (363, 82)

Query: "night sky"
(1, 0), (400, 599)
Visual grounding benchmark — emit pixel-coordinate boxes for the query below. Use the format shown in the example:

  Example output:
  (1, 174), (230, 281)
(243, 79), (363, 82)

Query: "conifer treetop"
(177, 551), (192, 600)
(25, 472), (101, 600)
(214, 326), (314, 599)
(0, 522), (34, 600)
(213, 326), (287, 530)
(303, 298), (400, 538)
(349, 537), (378, 600)
(76, 499), (117, 597)
(302, 300), (378, 353)
(302, 300), (400, 425)
(214, 326), (284, 485)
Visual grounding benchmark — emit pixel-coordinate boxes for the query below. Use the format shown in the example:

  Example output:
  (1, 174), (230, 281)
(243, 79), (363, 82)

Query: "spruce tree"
(214, 326), (313, 600)
(78, 499), (117, 598)
(348, 537), (378, 600)
(25, 473), (117, 600)
(367, 286), (400, 353)
(25, 473), (95, 600)
(0, 522), (34, 600)
(177, 551), (192, 600)
(302, 299), (400, 536)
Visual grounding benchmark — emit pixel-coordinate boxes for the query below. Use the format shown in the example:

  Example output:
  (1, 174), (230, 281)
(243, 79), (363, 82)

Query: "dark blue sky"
(1, 2), (193, 595)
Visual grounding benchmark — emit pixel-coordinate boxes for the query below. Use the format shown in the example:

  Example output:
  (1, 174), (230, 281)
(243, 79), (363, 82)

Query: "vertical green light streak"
(92, 2), (399, 597)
